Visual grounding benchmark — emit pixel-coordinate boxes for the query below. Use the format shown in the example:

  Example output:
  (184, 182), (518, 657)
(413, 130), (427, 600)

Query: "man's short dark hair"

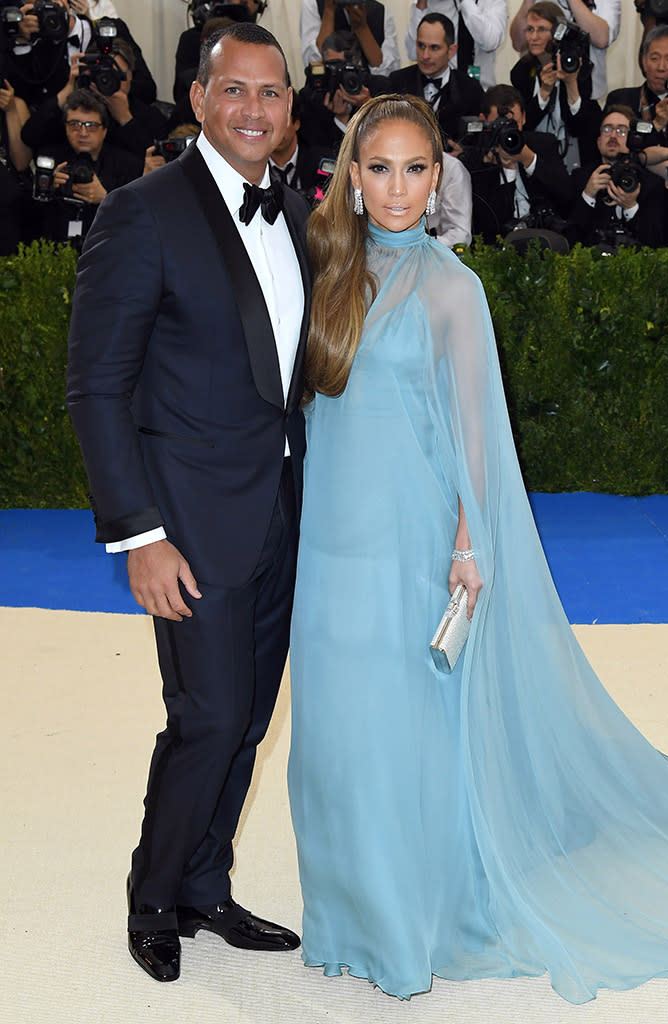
(321, 29), (364, 65)
(197, 22), (289, 89)
(63, 88), (109, 128)
(482, 84), (525, 117)
(599, 103), (634, 129)
(418, 13), (455, 47)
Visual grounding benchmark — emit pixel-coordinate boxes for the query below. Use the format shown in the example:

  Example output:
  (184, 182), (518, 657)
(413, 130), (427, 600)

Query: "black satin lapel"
(179, 144), (284, 409)
(283, 192), (312, 414)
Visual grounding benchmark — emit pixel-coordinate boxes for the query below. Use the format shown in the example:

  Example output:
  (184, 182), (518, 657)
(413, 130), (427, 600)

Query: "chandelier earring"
(425, 189), (437, 217)
(353, 188), (364, 216)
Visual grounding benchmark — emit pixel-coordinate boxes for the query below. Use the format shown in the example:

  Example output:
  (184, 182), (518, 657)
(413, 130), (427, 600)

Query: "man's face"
(525, 12), (553, 57)
(486, 102), (526, 130)
(597, 112), (630, 161)
(416, 22), (455, 78)
(642, 35), (668, 96)
(190, 37), (292, 184)
(65, 106), (107, 159)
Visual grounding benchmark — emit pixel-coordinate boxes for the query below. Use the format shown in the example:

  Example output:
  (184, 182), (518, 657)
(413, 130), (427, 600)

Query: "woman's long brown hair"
(305, 95), (443, 400)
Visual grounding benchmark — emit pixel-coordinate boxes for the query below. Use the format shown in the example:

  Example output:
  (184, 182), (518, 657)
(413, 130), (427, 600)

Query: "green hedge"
(0, 239), (667, 508)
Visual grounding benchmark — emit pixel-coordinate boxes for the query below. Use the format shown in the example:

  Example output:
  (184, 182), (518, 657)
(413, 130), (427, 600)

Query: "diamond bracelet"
(451, 548), (475, 562)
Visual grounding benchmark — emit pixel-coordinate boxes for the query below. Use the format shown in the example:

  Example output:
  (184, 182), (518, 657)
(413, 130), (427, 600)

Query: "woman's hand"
(449, 558), (483, 620)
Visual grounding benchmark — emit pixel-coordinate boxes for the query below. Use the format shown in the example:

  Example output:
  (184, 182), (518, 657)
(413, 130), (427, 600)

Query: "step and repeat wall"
(114, 0), (644, 113)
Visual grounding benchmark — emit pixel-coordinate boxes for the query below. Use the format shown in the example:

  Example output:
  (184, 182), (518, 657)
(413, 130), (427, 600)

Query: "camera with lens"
(78, 52), (125, 95)
(627, 118), (662, 152)
(549, 21), (590, 74)
(645, 0), (668, 19)
(606, 154), (642, 194)
(305, 59), (368, 96)
(465, 114), (524, 156)
(33, 153), (56, 201)
(32, 0), (69, 43)
(153, 135), (197, 161)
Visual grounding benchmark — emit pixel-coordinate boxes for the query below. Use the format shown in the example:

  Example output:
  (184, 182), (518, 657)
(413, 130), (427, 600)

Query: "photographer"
(510, 0), (620, 101)
(299, 30), (388, 153)
(5, 1), (156, 108)
(566, 105), (666, 248)
(389, 13), (484, 142)
(403, 0), (508, 91)
(34, 86), (141, 246)
(635, 0), (668, 32)
(459, 83), (574, 243)
(510, 2), (601, 170)
(173, 2), (261, 103)
(300, 0), (400, 78)
(0, 76), (32, 252)
(606, 25), (668, 144)
(22, 37), (167, 157)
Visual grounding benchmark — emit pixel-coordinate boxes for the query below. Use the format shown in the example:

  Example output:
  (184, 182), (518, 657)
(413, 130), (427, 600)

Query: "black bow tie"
(420, 73), (442, 91)
(68, 34), (81, 49)
(238, 179), (284, 226)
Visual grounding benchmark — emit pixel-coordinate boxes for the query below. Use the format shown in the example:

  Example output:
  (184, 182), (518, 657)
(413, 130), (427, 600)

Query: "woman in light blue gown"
(288, 95), (668, 1004)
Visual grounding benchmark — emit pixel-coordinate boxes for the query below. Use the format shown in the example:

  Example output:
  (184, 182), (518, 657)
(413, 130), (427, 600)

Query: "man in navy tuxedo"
(67, 22), (310, 983)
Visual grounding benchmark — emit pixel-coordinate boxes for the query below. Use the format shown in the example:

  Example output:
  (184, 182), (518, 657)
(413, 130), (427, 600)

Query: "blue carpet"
(1, 495), (667, 622)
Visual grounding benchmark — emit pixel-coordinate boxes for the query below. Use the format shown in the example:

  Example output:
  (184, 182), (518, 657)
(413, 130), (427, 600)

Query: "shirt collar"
(196, 131), (270, 219)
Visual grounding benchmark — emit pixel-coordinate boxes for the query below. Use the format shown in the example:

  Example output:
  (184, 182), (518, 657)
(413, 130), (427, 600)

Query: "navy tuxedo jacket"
(67, 143), (311, 587)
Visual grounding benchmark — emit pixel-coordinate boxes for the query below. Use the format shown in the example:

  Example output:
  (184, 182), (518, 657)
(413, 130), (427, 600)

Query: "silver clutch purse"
(430, 584), (470, 672)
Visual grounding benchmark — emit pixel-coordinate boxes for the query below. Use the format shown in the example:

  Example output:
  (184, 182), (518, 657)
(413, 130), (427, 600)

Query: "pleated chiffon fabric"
(288, 220), (668, 1003)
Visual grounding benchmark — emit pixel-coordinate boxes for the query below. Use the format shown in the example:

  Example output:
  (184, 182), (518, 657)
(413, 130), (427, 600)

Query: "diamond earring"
(353, 188), (364, 216)
(426, 189), (437, 217)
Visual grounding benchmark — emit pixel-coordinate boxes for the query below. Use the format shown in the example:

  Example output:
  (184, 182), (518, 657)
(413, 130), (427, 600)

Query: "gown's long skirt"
(288, 225), (668, 1003)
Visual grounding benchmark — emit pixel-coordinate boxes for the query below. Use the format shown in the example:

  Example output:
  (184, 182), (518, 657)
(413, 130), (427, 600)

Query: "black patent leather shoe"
(127, 874), (181, 982)
(177, 898), (300, 951)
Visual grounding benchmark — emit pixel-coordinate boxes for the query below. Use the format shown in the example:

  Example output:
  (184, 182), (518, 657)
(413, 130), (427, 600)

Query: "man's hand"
(346, 2), (369, 31)
(143, 144), (166, 176)
(324, 87), (352, 122)
(0, 79), (16, 112)
(654, 97), (668, 133)
(18, 4), (39, 40)
(339, 83), (370, 109)
(71, 171), (107, 204)
(104, 85), (133, 127)
(57, 52), (83, 108)
(127, 539), (202, 621)
(607, 179), (641, 210)
(584, 162), (611, 198)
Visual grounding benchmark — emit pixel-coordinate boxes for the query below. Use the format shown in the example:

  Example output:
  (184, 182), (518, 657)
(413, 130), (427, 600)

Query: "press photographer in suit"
(67, 22), (311, 983)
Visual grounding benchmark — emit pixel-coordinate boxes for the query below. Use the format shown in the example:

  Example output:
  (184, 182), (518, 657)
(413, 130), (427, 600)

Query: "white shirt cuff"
(524, 154), (537, 176)
(106, 526), (167, 553)
(582, 190), (596, 208)
(623, 203), (639, 221)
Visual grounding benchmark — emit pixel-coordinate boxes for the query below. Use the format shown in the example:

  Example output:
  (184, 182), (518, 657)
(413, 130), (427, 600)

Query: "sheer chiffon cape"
(288, 220), (668, 1002)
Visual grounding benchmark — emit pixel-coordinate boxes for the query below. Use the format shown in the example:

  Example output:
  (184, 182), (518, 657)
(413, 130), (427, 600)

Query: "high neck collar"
(367, 220), (427, 249)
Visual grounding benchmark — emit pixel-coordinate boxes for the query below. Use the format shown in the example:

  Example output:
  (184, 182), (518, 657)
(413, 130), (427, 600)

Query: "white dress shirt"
(300, 0), (400, 77)
(405, 0), (508, 91)
(432, 151), (472, 247)
(107, 133), (304, 553)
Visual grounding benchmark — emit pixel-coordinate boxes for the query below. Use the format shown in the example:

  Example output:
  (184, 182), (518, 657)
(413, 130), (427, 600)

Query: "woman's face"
(349, 119), (440, 233)
(525, 13), (553, 57)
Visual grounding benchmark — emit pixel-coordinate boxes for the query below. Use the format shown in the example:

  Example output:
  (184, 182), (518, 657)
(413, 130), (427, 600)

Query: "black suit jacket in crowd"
(66, 143), (312, 588)
(389, 64), (485, 142)
(566, 162), (667, 248)
(460, 130), (574, 243)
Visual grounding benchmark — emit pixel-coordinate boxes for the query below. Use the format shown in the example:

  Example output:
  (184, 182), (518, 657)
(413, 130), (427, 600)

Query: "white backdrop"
(112, 0), (644, 108)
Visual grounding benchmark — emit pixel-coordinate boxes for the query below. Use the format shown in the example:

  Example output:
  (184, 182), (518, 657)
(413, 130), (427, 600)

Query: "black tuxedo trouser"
(130, 458), (298, 909)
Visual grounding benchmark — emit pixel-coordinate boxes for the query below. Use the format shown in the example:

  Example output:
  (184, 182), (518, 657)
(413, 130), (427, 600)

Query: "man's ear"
(190, 79), (205, 124)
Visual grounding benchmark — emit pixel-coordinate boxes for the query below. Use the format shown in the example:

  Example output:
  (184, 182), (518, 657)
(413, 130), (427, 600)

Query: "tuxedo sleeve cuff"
(94, 504), (164, 544)
(106, 526), (167, 553)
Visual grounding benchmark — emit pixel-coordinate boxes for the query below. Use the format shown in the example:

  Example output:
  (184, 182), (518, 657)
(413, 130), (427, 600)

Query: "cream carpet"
(3, 607), (668, 1024)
